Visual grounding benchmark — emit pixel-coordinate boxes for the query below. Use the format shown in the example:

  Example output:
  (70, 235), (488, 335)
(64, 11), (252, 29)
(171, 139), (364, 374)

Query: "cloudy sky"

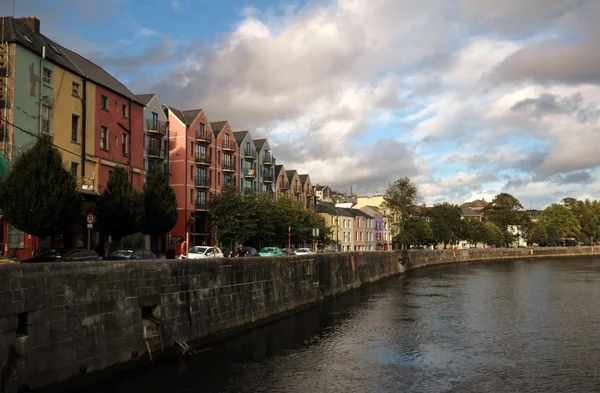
(4, 0), (600, 208)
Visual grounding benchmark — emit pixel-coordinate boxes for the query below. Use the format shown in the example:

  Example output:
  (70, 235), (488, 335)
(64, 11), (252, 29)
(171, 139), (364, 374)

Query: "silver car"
(180, 246), (224, 259)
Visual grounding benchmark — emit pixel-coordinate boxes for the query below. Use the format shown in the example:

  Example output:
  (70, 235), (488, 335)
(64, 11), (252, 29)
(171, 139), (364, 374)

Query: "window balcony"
(195, 175), (211, 189)
(263, 173), (274, 183)
(263, 155), (274, 166)
(145, 119), (167, 135)
(196, 131), (212, 144)
(222, 140), (236, 152)
(294, 186), (302, 194)
(279, 181), (289, 190)
(222, 162), (236, 172)
(243, 168), (256, 179)
(195, 199), (209, 211)
(147, 146), (165, 160)
(195, 152), (211, 166)
(244, 148), (257, 160)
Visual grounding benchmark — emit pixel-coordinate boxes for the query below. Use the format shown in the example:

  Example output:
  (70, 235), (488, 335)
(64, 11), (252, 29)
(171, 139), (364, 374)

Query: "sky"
(3, 0), (600, 209)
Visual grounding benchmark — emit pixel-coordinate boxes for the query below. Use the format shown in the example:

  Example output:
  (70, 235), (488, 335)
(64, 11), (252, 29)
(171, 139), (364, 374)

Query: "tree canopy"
(384, 177), (418, 239)
(143, 164), (178, 236)
(96, 166), (143, 242)
(398, 216), (432, 248)
(427, 203), (462, 248)
(0, 135), (82, 238)
(483, 193), (524, 245)
(209, 186), (331, 247)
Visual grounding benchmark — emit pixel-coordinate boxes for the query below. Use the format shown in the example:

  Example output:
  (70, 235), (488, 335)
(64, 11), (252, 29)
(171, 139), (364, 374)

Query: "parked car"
(281, 248), (295, 255)
(104, 249), (157, 261)
(181, 246), (224, 259)
(243, 247), (259, 257)
(21, 248), (102, 263)
(258, 247), (285, 257)
(295, 248), (313, 255)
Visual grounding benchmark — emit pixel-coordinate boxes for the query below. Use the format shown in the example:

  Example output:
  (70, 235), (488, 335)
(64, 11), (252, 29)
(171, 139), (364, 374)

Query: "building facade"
(211, 121), (238, 194)
(299, 174), (314, 208)
(315, 185), (333, 203)
(233, 130), (257, 194)
(254, 138), (275, 196)
(137, 94), (168, 177)
(275, 164), (288, 199)
(286, 170), (302, 204)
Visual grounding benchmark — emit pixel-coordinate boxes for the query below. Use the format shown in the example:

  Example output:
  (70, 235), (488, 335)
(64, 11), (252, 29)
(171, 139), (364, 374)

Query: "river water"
(77, 258), (600, 392)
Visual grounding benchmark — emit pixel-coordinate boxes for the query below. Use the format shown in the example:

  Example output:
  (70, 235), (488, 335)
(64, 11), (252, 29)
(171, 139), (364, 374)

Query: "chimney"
(19, 16), (40, 34)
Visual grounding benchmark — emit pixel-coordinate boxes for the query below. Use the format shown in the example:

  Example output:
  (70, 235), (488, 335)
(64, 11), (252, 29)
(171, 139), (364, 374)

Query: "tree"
(529, 222), (548, 245)
(384, 177), (418, 246)
(483, 221), (504, 247)
(209, 185), (255, 246)
(541, 203), (581, 241)
(96, 166), (143, 245)
(0, 135), (81, 239)
(398, 216), (432, 248)
(427, 203), (462, 248)
(143, 164), (178, 237)
(483, 193), (524, 244)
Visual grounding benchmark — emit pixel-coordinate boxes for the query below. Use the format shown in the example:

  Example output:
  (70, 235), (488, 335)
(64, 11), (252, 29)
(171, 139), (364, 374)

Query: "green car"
(258, 247), (285, 257)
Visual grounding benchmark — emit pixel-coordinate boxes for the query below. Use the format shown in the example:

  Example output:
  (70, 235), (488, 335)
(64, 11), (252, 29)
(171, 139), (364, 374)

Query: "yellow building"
(52, 64), (98, 193)
(356, 194), (397, 246)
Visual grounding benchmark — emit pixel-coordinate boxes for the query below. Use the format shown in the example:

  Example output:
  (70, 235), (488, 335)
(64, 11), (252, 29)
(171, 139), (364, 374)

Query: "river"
(75, 257), (600, 392)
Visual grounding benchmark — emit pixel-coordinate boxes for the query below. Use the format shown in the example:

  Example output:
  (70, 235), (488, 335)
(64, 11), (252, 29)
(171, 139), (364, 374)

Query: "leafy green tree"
(209, 185), (255, 246)
(245, 192), (277, 247)
(483, 193), (524, 244)
(529, 222), (548, 245)
(562, 197), (597, 243)
(96, 166), (143, 245)
(541, 203), (581, 241)
(398, 216), (432, 248)
(384, 177), (418, 245)
(0, 135), (81, 239)
(143, 164), (178, 238)
(427, 203), (462, 248)
(483, 221), (504, 247)
(470, 221), (489, 247)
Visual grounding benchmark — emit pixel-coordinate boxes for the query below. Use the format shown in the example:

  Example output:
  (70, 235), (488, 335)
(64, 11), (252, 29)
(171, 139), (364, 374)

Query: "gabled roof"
(460, 199), (488, 209)
(253, 138), (267, 151)
(351, 208), (373, 218)
(210, 121), (228, 137)
(285, 170), (298, 183)
(315, 185), (329, 191)
(233, 131), (250, 146)
(182, 109), (204, 126)
(299, 174), (310, 186)
(315, 202), (353, 217)
(1, 17), (143, 104)
(275, 165), (285, 177)
(135, 94), (155, 106)
(163, 105), (188, 125)
(461, 208), (482, 217)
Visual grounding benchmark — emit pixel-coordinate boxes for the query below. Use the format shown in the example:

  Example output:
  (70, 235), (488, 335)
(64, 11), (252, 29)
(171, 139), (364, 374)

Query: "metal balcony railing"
(147, 146), (165, 159)
(196, 131), (212, 144)
(243, 168), (256, 178)
(244, 148), (257, 160)
(145, 119), (167, 135)
(263, 155), (274, 165)
(222, 161), (236, 172)
(195, 175), (211, 188)
(222, 140), (236, 151)
(263, 173), (274, 182)
(195, 152), (211, 165)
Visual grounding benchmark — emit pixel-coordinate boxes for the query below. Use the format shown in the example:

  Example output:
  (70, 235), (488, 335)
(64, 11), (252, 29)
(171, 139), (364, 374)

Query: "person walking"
(235, 243), (247, 257)
(180, 240), (187, 257)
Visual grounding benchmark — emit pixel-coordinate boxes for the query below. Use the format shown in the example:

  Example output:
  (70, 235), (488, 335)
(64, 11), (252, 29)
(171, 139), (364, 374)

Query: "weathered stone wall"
(403, 246), (600, 269)
(0, 252), (404, 392)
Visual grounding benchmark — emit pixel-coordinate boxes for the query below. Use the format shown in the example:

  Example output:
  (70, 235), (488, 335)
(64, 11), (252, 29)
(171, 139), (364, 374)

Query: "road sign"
(86, 214), (95, 224)
(87, 223), (93, 229)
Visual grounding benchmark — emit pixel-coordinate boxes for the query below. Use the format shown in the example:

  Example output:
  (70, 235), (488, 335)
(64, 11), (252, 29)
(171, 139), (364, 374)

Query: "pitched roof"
(460, 199), (488, 209)
(285, 170), (298, 183)
(210, 121), (228, 137)
(135, 94), (155, 106)
(233, 131), (250, 145)
(351, 208), (373, 218)
(1, 17), (143, 104)
(315, 202), (353, 217)
(461, 208), (482, 217)
(315, 185), (328, 191)
(182, 109), (203, 125)
(299, 174), (310, 186)
(163, 105), (188, 125)
(275, 165), (285, 177)
(253, 138), (267, 151)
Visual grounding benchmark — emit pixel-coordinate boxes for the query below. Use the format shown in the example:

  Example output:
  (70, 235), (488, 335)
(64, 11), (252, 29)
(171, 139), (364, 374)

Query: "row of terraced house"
(0, 16), (318, 255)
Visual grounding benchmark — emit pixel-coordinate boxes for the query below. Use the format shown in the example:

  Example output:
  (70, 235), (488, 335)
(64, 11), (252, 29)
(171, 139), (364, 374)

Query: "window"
(100, 126), (108, 150)
(196, 191), (206, 206)
(190, 189), (193, 203)
(72, 82), (80, 97)
(122, 133), (128, 155)
(223, 174), (232, 185)
(42, 67), (52, 85)
(41, 104), (51, 134)
(7, 225), (24, 248)
(70, 162), (78, 178)
(100, 95), (108, 110)
(71, 114), (79, 142)
(190, 165), (193, 180)
(122, 104), (128, 118)
(191, 142), (194, 155)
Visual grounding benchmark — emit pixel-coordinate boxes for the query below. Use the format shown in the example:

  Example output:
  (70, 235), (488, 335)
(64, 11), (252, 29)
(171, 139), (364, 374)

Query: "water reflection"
(74, 258), (600, 393)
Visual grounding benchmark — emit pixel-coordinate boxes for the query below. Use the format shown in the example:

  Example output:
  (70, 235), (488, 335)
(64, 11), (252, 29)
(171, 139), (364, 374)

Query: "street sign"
(86, 214), (95, 224)
(87, 223), (93, 229)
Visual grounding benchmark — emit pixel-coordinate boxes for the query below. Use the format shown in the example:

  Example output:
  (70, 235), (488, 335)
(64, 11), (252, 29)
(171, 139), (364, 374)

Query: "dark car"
(22, 248), (102, 263)
(243, 247), (259, 257)
(103, 248), (157, 261)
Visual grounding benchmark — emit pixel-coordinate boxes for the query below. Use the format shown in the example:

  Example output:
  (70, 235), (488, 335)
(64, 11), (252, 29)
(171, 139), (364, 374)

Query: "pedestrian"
(235, 243), (247, 257)
(180, 240), (187, 256)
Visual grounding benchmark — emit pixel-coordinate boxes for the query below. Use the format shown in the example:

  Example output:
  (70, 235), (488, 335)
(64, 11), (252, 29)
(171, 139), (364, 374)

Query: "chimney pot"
(19, 16), (40, 34)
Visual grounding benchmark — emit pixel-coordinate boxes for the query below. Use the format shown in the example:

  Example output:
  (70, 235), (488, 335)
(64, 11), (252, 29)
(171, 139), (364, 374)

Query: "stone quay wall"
(0, 252), (404, 392)
(403, 246), (600, 270)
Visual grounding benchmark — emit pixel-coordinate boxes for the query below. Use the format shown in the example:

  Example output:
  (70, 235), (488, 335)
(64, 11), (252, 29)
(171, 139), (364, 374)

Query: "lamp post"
(288, 226), (291, 255)
(336, 210), (339, 252)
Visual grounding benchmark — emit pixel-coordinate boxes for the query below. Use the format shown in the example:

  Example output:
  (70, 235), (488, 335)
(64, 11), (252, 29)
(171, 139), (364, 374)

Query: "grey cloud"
(511, 93), (583, 117)
(554, 171), (594, 185)
(89, 38), (174, 69)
